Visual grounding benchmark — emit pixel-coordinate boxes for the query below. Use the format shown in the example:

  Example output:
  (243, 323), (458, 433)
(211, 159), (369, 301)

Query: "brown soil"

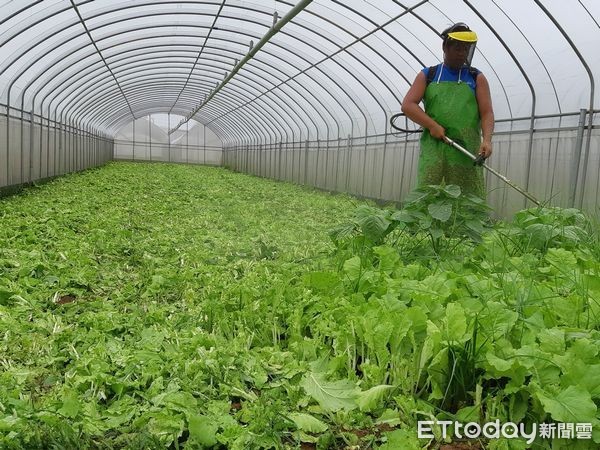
(56, 294), (76, 305)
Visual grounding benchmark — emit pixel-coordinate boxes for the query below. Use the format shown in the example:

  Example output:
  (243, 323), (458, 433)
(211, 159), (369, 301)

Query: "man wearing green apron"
(402, 23), (495, 198)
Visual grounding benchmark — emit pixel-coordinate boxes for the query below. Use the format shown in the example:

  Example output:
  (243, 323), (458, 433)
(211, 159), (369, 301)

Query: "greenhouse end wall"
(113, 116), (223, 166)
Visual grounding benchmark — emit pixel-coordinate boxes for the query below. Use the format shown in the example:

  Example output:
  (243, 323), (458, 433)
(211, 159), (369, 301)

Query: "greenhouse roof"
(1, 0), (598, 142)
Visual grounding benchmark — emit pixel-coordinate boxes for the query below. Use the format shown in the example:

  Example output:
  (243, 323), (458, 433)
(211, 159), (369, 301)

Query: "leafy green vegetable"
(1, 164), (599, 449)
(301, 372), (359, 411)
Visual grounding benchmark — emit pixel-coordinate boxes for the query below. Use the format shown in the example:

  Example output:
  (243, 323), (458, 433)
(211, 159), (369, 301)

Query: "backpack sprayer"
(389, 112), (542, 206)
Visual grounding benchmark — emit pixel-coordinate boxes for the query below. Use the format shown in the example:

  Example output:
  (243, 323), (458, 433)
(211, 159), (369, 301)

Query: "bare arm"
(475, 73), (494, 157)
(401, 72), (446, 140)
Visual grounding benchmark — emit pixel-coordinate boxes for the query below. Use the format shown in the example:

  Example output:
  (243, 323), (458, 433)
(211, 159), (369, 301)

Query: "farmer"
(401, 22), (494, 198)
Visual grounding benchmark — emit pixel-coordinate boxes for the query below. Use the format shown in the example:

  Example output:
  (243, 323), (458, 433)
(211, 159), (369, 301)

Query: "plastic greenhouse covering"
(1, 0), (599, 216)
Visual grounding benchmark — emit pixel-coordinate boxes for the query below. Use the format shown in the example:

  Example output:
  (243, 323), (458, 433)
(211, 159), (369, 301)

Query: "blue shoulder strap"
(426, 65), (480, 85)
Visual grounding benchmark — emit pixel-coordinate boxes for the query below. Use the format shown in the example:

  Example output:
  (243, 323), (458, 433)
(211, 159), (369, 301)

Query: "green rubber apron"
(417, 77), (485, 198)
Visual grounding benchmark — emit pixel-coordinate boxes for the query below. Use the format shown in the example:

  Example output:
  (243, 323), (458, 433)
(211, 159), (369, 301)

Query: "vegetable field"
(1, 162), (599, 449)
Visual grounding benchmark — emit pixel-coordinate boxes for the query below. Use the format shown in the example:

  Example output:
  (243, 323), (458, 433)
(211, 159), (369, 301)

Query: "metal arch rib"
(68, 0), (136, 121)
(58, 53), (328, 142)
(34, 24), (346, 137)
(533, 0), (595, 209)
(9, 3), (358, 139)
(168, 0), (314, 135)
(205, 0), (429, 128)
(169, 0), (227, 115)
(41, 27), (358, 140)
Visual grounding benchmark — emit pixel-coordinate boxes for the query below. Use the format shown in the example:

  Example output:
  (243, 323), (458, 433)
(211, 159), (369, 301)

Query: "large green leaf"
(188, 415), (218, 447)
(378, 428), (422, 450)
(301, 372), (358, 411)
(485, 352), (513, 373)
(562, 363), (600, 399)
(58, 390), (80, 418)
(444, 303), (467, 342)
(390, 210), (415, 223)
(288, 413), (328, 433)
(443, 184), (462, 198)
(343, 256), (362, 282)
(428, 201), (453, 222)
(354, 205), (392, 242)
(357, 385), (394, 412)
(536, 385), (597, 423)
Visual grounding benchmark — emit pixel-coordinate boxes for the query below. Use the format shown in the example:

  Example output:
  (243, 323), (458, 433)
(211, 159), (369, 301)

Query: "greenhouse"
(1, 1), (599, 449)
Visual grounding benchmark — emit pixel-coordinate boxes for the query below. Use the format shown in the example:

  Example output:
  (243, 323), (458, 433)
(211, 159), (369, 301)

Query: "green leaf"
(375, 409), (401, 427)
(378, 428), (422, 450)
(343, 256), (362, 282)
(374, 245), (400, 273)
(465, 219), (484, 235)
(428, 201), (452, 222)
(301, 372), (358, 411)
(455, 405), (480, 422)
(536, 385), (597, 423)
(445, 303), (467, 342)
(479, 302), (519, 337)
(58, 390), (80, 418)
(562, 363), (600, 399)
(354, 206), (391, 242)
(357, 385), (394, 412)
(303, 271), (340, 291)
(537, 328), (565, 354)
(188, 414), (218, 447)
(443, 185), (462, 198)
(288, 413), (328, 433)
(0, 290), (15, 306)
(162, 391), (198, 413)
(147, 412), (184, 438)
(429, 227), (443, 239)
(485, 352), (513, 373)
(509, 391), (529, 423)
(390, 209), (415, 223)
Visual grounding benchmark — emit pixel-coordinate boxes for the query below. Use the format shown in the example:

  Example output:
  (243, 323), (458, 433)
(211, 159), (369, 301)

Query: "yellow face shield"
(446, 31), (478, 67)
(447, 31), (478, 43)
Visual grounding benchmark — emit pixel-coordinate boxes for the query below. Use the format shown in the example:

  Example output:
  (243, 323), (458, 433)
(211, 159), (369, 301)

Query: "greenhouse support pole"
(324, 138), (330, 191)
(304, 139), (309, 185)
(149, 116), (152, 162)
(298, 139), (302, 184)
(36, 109), (43, 180)
(132, 119), (136, 161)
(245, 143), (249, 173)
(45, 113), (50, 178)
(361, 122), (368, 196)
(335, 136), (341, 191)
(19, 107), (25, 184)
(283, 135), (294, 181)
(570, 108), (587, 207)
(534, 0), (595, 210)
(268, 140), (272, 179)
(345, 134), (352, 192)
(29, 109), (34, 183)
(315, 139), (320, 187)
(4, 106), (9, 187)
(53, 117), (57, 176)
(58, 119), (62, 175)
(379, 118), (390, 199)
(257, 142), (261, 176)
(278, 141), (283, 180)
